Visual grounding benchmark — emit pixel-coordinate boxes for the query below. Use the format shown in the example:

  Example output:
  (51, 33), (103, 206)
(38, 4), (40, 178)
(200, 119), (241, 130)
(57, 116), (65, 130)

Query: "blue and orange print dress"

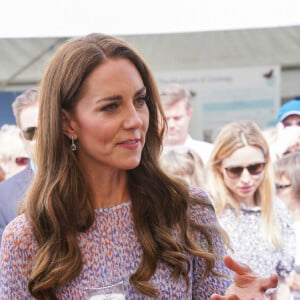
(0, 189), (232, 299)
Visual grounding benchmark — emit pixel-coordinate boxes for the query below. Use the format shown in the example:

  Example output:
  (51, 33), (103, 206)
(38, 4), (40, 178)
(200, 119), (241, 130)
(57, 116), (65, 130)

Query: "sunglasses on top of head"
(224, 162), (266, 179)
(22, 127), (37, 141)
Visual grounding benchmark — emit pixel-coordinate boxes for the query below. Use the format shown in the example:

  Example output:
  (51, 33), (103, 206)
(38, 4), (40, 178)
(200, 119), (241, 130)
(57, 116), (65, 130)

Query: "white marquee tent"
(1, 26), (300, 100)
(1, 0), (300, 134)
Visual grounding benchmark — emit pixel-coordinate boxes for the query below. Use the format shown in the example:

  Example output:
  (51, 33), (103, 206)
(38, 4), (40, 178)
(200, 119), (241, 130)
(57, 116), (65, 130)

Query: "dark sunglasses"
(224, 162), (266, 179)
(15, 157), (30, 166)
(275, 183), (292, 190)
(22, 127), (37, 141)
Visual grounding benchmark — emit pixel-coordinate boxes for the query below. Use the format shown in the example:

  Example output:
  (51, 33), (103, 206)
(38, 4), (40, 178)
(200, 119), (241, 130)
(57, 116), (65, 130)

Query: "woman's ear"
(62, 109), (77, 139)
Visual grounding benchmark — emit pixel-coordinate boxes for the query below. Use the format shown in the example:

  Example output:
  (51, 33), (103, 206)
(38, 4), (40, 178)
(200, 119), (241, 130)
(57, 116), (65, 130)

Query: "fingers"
(223, 255), (252, 275)
(211, 294), (239, 300)
(210, 294), (225, 300)
(259, 274), (278, 292)
(223, 256), (277, 290)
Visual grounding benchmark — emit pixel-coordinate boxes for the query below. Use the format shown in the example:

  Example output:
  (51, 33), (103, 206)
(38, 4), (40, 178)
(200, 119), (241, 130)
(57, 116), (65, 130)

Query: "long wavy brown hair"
(25, 33), (224, 299)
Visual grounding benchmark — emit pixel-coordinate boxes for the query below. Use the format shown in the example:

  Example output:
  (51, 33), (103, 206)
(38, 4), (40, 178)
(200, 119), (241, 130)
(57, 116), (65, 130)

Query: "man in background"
(271, 97), (300, 160)
(160, 83), (213, 164)
(0, 88), (38, 244)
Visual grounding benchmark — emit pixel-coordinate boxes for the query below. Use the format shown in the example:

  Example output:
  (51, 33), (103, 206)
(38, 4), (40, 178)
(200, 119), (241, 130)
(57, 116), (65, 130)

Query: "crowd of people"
(0, 88), (38, 242)
(0, 33), (299, 299)
(159, 93), (300, 298)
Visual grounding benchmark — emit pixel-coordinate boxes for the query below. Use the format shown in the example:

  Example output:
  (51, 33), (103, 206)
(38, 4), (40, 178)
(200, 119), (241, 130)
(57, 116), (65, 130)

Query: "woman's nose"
(123, 105), (143, 129)
(240, 168), (251, 182)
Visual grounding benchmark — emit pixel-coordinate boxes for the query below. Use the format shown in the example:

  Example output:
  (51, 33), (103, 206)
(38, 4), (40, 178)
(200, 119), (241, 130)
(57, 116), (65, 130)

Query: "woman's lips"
(117, 138), (140, 150)
(239, 186), (253, 193)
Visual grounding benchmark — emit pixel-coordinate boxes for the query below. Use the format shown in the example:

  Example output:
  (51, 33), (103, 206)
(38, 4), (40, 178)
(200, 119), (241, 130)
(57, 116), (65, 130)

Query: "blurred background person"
(0, 166), (5, 182)
(206, 120), (295, 297)
(0, 124), (28, 179)
(160, 83), (213, 165)
(274, 152), (300, 299)
(262, 127), (278, 151)
(160, 147), (205, 188)
(0, 88), (38, 244)
(271, 98), (300, 161)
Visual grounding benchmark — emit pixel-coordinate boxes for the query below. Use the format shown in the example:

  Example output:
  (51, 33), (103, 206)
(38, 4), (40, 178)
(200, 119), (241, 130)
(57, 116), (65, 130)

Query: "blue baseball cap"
(276, 98), (300, 124)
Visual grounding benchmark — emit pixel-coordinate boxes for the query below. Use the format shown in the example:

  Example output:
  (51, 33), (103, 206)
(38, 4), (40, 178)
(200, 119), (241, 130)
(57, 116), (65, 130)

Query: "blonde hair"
(273, 151), (300, 200)
(206, 121), (282, 247)
(12, 88), (38, 127)
(160, 148), (204, 188)
(159, 83), (193, 110)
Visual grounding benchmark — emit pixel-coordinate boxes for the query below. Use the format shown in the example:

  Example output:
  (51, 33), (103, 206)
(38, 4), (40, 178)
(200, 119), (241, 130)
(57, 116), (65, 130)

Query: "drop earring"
(71, 136), (77, 152)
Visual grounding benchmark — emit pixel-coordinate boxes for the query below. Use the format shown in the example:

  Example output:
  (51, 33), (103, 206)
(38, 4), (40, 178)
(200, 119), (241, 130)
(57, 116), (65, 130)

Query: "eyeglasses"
(275, 183), (292, 190)
(15, 157), (30, 166)
(224, 162), (266, 179)
(22, 127), (37, 141)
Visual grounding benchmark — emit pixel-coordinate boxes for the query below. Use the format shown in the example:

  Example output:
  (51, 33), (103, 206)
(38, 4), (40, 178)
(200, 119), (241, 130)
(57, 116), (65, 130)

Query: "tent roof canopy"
(1, 26), (300, 90)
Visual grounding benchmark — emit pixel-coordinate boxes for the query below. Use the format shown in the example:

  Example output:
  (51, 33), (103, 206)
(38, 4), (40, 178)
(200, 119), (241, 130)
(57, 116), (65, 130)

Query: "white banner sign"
(156, 66), (280, 141)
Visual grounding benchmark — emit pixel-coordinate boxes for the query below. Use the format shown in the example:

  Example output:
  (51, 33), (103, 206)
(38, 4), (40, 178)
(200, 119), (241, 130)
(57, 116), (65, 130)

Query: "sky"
(0, 0), (300, 38)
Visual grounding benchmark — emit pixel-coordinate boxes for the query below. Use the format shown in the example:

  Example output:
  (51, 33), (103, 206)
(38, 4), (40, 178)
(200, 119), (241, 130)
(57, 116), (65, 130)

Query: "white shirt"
(163, 135), (213, 165)
(184, 135), (213, 165)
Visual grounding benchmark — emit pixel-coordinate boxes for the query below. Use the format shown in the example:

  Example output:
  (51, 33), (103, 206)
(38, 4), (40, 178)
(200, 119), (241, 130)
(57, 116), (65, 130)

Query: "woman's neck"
(85, 166), (130, 209)
(236, 195), (256, 208)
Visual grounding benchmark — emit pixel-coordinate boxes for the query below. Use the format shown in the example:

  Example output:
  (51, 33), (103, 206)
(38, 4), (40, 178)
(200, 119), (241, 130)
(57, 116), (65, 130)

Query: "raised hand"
(210, 256), (278, 300)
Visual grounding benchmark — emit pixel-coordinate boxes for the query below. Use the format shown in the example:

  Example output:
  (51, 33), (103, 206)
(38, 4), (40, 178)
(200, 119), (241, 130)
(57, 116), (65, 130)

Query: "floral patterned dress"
(0, 189), (232, 299)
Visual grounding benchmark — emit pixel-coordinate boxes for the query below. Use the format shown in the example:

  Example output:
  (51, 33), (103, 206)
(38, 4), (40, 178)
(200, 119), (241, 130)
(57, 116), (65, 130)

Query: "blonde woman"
(206, 121), (295, 281)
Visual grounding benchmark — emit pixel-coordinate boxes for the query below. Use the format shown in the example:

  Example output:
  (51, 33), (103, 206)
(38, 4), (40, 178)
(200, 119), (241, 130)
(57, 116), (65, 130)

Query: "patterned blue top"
(0, 189), (232, 299)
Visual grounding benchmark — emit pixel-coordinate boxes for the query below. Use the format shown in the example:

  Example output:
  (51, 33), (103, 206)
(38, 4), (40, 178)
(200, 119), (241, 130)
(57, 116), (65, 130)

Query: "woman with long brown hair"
(0, 34), (277, 299)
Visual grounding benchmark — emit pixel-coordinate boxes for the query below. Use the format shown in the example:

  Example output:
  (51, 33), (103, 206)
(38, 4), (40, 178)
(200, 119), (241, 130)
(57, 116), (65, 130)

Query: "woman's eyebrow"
(96, 95), (122, 103)
(96, 86), (146, 103)
(135, 86), (146, 96)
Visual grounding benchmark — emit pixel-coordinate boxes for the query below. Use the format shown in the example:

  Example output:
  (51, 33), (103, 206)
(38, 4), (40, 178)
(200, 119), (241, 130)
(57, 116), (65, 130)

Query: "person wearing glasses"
(0, 34), (279, 299)
(274, 152), (300, 299)
(0, 88), (38, 244)
(206, 120), (295, 297)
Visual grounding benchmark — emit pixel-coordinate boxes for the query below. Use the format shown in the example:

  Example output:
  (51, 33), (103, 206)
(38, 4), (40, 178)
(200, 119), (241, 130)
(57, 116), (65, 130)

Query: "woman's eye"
(101, 103), (118, 112)
(135, 96), (147, 107)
